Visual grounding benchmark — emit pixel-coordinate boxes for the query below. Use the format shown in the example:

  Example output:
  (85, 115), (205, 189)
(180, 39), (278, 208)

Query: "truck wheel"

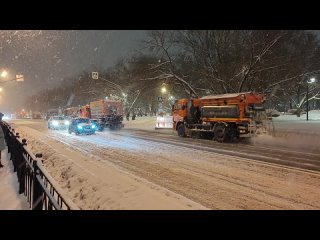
(177, 124), (186, 137)
(214, 125), (226, 142)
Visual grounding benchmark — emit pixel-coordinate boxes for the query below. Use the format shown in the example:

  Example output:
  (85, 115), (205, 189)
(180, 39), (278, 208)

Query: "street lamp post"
(306, 82), (308, 121)
(160, 86), (167, 115)
(306, 77), (316, 121)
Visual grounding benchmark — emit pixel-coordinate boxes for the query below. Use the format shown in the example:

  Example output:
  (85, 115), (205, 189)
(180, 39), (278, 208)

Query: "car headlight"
(52, 121), (59, 126)
(92, 125), (96, 129)
(65, 120), (70, 125)
(77, 125), (83, 130)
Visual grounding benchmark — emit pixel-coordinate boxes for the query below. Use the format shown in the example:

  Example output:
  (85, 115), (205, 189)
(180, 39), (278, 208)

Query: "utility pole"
(306, 77), (316, 121)
(306, 81), (309, 121)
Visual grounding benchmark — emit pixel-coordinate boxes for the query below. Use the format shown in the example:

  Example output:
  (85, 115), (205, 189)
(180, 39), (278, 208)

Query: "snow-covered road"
(7, 119), (320, 209)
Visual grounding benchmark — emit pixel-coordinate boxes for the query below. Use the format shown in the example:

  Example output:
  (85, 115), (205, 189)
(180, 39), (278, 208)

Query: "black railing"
(0, 121), (78, 210)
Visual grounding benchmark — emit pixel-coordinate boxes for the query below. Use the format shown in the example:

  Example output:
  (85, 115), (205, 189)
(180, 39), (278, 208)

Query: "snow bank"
(0, 149), (29, 210)
(275, 110), (320, 121)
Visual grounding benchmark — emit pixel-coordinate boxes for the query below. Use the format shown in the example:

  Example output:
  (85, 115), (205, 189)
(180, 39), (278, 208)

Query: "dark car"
(68, 117), (96, 135)
(90, 119), (104, 131)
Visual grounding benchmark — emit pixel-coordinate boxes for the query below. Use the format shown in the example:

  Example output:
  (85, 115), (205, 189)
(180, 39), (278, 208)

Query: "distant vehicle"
(31, 112), (43, 119)
(48, 116), (70, 130)
(46, 108), (60, 120)
(68, 117), (96, 135)
(2, 114), (11, 120)
(90, 119), (104, 132)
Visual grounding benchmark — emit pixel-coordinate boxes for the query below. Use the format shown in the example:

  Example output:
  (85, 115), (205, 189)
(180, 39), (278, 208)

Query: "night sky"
(0, 30), (147, 112)
(1, 30), (319, 113)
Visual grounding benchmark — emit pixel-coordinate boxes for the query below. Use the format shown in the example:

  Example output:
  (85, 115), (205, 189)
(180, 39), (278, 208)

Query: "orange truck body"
(89, 100), (123, 119)
(172, 92), (267, 142)
(89, 99), (124, 129)
(64, 100), (124, 130)
(200, 92), (265, 122)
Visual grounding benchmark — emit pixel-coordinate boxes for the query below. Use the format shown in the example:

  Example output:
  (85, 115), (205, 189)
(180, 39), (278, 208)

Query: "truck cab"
(172, 98), (201, 136)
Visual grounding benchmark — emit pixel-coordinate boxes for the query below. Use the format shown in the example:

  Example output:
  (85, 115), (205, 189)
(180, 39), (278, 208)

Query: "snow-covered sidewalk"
(0, 148), (29, 210)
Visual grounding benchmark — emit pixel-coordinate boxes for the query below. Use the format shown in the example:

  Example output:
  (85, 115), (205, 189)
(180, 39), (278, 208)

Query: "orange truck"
(64, 100), (124, 130)
(172, 92), (268, 142)
(79, 99), (124, 129)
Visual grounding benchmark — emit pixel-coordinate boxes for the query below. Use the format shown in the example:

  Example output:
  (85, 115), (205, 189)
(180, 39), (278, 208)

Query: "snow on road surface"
(13, 125), (206, 210)
(9, 119), (320, 210)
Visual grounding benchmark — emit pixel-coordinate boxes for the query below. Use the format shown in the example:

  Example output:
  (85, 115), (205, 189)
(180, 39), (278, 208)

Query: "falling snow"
(0, 30), (146, 111)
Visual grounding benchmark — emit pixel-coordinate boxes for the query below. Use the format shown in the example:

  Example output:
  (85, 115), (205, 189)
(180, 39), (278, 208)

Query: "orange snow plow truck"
(87, 99), (124, 129)
(172, 92), (271, 142)
(64, 100), (124, 130)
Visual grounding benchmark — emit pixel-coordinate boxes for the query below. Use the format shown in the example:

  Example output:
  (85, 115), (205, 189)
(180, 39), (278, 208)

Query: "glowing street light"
(1, 70), (8, 78)
(161, 86), (167, 94)
(306, 77), (316, 121)
(16, 74), (24, 82)
(308, 77), (316, 83)
(0, 70), (24, 82)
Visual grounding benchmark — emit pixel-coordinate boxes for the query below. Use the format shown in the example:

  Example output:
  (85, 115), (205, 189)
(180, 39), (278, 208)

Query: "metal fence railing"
(0, 121), (79, 210)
